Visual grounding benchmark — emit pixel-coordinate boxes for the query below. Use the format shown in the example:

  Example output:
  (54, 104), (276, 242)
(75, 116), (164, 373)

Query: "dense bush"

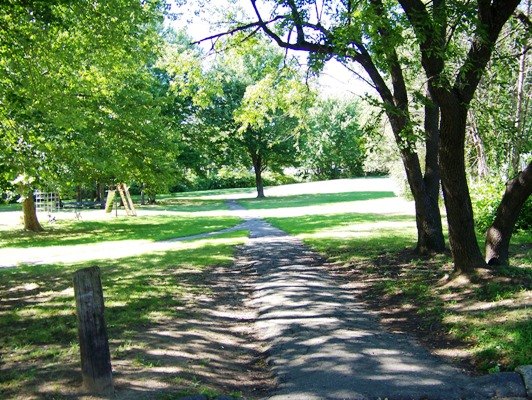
(471, 180), (532, 233)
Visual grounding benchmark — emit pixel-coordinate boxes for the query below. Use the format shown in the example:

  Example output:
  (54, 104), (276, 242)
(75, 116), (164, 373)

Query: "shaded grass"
(0, 214), (241, 248)
(265, 211), (532, 373)
(239, 191), (395, 210)
(0, 230), (249, 399)
(0, 203), (20, 212)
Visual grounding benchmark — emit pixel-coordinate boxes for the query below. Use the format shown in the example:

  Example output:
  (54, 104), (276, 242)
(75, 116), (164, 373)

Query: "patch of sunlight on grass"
(0, 229), (248, 399)
(299, 220), (417, 240)
(240, 191), (396, 210)
(142, 197), (230, 212)
(0, 214), (241, 248)
(446, 307), (532, 371)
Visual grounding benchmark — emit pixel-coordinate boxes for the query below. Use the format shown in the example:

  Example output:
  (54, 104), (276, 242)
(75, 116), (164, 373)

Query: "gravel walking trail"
(227, 201), (527, 400)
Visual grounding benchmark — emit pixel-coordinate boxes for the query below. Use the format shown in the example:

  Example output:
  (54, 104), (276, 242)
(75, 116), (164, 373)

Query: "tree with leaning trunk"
(209, 0), (523, 272)
(205, 0), (446, 254)
(485, 161), (532, 266)
(398, 0), (522, 272)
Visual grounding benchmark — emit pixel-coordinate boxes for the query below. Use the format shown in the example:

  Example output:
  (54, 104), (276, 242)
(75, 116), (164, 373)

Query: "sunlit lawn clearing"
(239, 191), (396, 210)
(137, 197), (232, 212)
(153, 187), (256, 200)
(0, 230), (249, 400)
(264, 211), (532, 373)
(0, 214), (241, 248)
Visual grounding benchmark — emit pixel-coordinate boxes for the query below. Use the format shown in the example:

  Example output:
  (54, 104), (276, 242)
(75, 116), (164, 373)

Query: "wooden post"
(72, 266), (114, 394)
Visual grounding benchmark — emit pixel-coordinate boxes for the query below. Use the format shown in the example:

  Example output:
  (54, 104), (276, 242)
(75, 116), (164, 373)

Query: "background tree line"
(0, 0), (530, 273)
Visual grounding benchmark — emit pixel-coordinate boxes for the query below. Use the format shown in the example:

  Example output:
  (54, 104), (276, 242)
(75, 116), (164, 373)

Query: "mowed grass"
(262, 205), (532, 373)
(238, 190), (395, 210)
(1, 180), (530, 399)
(0, 230), (248, 399)
(137, 196), (232, 212)
(0, 214), (241, 248)
(0, 196), (247, 399)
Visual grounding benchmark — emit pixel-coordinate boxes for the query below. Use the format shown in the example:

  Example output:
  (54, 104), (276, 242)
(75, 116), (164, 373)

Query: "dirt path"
(227, 201), (527, 400)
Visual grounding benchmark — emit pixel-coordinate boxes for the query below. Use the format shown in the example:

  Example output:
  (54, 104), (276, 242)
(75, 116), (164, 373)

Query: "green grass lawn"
(238, 191), (395, 210)
(0, 214), (241, 248)
(1, 182), (530, 399)
(137, 197), (232, 212)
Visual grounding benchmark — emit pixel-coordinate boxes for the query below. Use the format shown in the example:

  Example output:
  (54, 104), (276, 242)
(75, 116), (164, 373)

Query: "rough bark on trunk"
(401, 148), (446, 255)
(384, 91), (445, 255)
(372, 36), (445, 255)
(439, 105), (486, 273)
(485, 161), (532, 266)
(420, 93), (445, 254)
(252, 154), (265, 198)
(22, 192), (44, 232)
(467, 110), (489, 179)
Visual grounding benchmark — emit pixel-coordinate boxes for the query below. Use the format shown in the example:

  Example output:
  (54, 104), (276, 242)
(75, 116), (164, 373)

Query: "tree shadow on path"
(227, 201), (527, 400)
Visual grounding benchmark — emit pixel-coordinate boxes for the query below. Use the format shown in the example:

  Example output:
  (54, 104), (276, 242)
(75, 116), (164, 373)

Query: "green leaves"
(0, 0), (169, 196)
(299, 97), (366, 179)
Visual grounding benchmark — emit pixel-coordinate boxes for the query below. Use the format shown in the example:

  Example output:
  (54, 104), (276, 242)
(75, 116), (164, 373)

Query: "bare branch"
(191, 17), (283, 46)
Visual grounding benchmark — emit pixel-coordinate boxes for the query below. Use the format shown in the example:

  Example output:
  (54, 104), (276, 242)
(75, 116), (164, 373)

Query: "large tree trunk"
(485, 161), (532, 266)
(371, 43), (445, 255)
(22, 192), (44, 232)
(420, 92), (445, 254)
(401, 149), (445, 255)
(439, 103), (485, 273)
(385, 99), (445, 255)
(252, 154), (265, 198)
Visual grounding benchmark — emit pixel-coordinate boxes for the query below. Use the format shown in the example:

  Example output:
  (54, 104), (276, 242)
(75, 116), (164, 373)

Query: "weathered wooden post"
(73, 266), (114, 394)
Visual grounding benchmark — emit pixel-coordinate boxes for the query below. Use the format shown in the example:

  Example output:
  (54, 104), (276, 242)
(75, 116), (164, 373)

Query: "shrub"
(471, 180), (532, 233)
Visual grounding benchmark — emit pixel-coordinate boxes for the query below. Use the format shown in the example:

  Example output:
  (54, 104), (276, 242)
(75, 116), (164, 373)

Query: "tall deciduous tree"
(176, 34), (313, 197)
(300, 98), (366, 180)
(0, 0), (167, 231)
(399, 0), (521, 272)
(204, 0), (445, 255)
(205, 0), (524, 272)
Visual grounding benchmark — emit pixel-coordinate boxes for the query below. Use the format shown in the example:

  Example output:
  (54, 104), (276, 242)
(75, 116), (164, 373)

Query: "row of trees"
(167, 33), (367, 197)
(1, 3), (365, 229)
(200, 0), (531, 274)
(1, 0), (177, 231)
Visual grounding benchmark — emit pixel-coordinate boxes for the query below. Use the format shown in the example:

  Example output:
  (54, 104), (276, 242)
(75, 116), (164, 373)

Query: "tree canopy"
(202, 0), (529, 273)
(0, 0), (170, 230)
